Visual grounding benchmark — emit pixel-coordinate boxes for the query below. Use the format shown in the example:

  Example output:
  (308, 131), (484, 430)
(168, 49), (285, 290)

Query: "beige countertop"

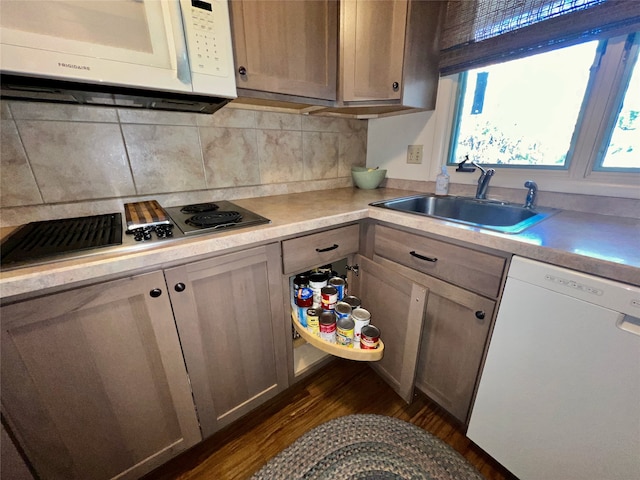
(1, 187), (639, 301)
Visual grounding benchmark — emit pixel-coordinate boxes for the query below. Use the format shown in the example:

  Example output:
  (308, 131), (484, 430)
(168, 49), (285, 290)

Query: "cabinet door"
(414, 281), (496, 425)
(351, 255), (428, 403)
(1, 271), (201, 480)
(341, 0), (407, 102)
(230, 0), (338, 100)
(165, 243), (288, 438)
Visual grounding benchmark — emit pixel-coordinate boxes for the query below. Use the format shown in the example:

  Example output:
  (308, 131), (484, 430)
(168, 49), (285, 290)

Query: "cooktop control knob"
(155, 224), (174, 239)
(126, 224), (174, 242)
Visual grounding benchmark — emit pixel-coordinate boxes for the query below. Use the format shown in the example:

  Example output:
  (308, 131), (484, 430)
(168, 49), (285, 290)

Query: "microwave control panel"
(182, 0), (230, 78)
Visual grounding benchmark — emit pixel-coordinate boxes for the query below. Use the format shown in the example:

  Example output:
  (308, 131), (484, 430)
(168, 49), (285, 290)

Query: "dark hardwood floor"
(142, 359), (516, 480)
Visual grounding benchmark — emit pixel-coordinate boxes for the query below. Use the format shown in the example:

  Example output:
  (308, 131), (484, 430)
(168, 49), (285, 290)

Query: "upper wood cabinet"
(229, 0), (338, 102)
(340, 0), (442, 109)
(0, 271), (201, 480)
(340, 0), (407, 102)
(164, 243), (289, 439)
(229, 0), (444, 116)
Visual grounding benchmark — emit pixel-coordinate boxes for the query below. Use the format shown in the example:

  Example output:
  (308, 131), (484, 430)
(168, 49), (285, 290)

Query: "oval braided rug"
(250, 414), (484, 480)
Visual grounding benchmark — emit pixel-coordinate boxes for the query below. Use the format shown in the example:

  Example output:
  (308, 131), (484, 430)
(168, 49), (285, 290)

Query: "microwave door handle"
(168, 0), (192, 86)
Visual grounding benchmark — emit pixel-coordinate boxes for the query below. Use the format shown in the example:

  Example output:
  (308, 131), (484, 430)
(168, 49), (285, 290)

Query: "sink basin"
(370, 195), (558, 234)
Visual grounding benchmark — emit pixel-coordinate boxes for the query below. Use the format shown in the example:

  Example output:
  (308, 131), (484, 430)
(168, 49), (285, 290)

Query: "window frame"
(438, 32), (640, 199)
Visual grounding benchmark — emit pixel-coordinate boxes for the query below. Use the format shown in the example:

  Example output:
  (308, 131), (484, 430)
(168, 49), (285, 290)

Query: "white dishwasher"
(468, 256), (640, 480)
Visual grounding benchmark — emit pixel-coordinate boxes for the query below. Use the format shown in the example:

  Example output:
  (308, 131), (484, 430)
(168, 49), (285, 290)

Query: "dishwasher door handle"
(617, 314), (640, 337)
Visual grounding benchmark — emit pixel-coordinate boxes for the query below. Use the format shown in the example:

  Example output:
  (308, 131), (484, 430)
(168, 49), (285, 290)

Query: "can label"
(297, 306), (308, 327)
(307, 308), (320, 336)
(321, 286), (338, 310)
(309, 273), (329, 309)
(351, 307), (371, 346)
(319, 311), (337, 343)
(360, 325), (380, 349)
(334, 301), (352, 320)
(295, 287), (314, 307)
(329, 277), (346, 301)
(336, 317), (355, 348)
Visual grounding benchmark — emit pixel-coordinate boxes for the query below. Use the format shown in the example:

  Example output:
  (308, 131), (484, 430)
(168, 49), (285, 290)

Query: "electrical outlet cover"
(407, 145), (423, 164)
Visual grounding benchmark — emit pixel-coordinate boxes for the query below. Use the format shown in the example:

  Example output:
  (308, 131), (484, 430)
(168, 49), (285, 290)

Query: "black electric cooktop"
(1, 200), (271, 271)
(164, 200), (270, 235)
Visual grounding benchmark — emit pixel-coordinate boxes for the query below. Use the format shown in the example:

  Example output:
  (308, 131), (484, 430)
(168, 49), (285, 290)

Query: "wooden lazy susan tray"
(291, 310), (384, 362)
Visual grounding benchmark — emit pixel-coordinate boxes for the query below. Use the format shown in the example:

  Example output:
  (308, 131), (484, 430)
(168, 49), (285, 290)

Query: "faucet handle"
(524, 180), (538, 208)
(456, 155), (476, 172)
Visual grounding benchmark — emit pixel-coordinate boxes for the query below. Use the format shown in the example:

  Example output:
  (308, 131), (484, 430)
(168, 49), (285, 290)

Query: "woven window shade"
(440, 0), (640, 74)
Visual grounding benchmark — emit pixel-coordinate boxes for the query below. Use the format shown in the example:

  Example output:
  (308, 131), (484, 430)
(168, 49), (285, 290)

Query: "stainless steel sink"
(370, 194), (558, 234)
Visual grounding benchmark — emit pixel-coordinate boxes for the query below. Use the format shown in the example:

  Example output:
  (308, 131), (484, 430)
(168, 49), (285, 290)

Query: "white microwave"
(0, 0), (237, 113)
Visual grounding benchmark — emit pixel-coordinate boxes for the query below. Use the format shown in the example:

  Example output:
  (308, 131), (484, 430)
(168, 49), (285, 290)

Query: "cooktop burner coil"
(180, 202), (219, 214)
(185, 211), (242, 228)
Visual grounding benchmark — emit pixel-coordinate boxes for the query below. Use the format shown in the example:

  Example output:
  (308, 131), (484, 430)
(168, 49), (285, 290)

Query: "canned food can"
(329, 277), (347, 300)
(342, 295), (361, 310)
(297, 306), (307, 327)
(292, 274), (310, 307)
(314, 264), (333, 274)
(360, 325), (381, 350)
(351, 307), (371, 347)
(292, 324), (300, 340)
(321, 286), (338, 310)
(334, 301), (352, 320)
(295, 287), (314, 307)
(307, 308), (320, 336)
(309, 272), (329, 308)
(293, 273), (309, 290)
(336, 317), (355, 347)
(319, 311), (337, 343)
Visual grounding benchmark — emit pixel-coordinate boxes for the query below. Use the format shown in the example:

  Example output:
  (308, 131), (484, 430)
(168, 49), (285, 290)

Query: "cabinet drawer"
(373, 225), (506, 298)
(282, 224), (359, 274)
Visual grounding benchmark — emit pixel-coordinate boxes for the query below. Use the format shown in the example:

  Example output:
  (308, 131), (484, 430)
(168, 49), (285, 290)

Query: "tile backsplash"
(0, 101), (367, 226)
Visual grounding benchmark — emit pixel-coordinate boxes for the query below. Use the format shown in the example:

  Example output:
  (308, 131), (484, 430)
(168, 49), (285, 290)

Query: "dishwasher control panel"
(544, 274), (604, 296)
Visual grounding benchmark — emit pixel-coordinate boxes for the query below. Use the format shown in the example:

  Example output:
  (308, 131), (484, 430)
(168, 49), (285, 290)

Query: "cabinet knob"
(392, 81), (399, 91)
(174, 282), (186, 292)
(238, 66), (247, 76)
(475, 310), (486, 320)
(149, 288), (163, 298)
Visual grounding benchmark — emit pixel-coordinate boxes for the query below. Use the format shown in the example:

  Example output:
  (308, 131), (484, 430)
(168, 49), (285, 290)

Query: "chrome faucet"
(524, 180), (538, 208)
(472, 162), (495, 199)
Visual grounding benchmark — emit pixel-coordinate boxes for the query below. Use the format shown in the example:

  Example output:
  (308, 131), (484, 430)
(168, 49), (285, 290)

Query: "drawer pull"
(409, 251), (438, 263)
(316, 244), (339, 253)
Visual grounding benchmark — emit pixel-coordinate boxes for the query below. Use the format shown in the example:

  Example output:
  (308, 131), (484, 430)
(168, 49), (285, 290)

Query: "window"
(451, 41), (597, 168)
(448, 32), (640, 175)
(597, 49), (640, 171)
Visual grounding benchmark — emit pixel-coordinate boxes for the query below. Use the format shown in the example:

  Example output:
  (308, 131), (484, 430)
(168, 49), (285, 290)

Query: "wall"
(0, 101), (367, 227)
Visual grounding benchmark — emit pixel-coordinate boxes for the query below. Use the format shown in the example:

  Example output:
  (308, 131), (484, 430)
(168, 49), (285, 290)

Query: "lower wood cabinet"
(413, 276), (496, 424)
(350, 255), (428, 403)
(371, 224), (507, 425)
(0, 271), (201, 480)
(1, 222), (505, 479)
(165, 243), (288, 438)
